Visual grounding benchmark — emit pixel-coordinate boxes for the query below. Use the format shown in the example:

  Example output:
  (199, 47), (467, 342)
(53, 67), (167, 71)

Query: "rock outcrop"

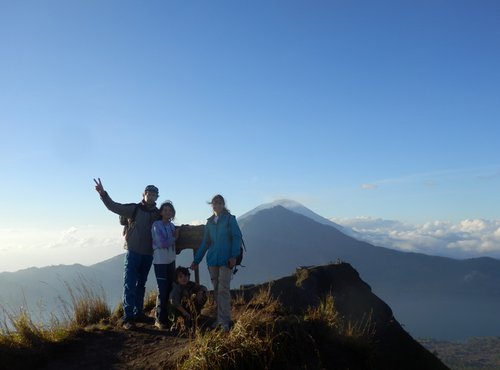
(242, 262), (449, 370)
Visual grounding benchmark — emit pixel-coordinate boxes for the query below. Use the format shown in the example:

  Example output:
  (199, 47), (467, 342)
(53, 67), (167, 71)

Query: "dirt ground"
(41, 323), (190, 370)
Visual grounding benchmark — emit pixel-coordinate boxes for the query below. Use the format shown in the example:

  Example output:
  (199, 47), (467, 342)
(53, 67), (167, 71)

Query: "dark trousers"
(154, 262), (176, 324)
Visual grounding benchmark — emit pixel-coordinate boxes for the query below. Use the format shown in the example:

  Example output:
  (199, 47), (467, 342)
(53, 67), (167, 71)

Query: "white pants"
(208, 266), (232, 326)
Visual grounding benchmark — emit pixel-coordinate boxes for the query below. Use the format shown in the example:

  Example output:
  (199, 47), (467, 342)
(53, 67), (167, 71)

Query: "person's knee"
(219, 276), (231, 290)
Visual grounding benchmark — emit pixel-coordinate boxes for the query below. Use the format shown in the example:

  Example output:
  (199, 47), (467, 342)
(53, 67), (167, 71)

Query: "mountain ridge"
(239, 198), (348, 231)
(1, 203), (499, 340)
(237, 205), (500, 339)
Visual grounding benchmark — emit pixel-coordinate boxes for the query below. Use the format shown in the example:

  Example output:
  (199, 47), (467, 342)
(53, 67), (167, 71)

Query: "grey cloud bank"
(332, 217), (500, 259)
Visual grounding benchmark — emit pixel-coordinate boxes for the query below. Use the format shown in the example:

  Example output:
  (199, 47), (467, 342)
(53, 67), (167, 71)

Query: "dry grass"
(108, 289), (157, 325)
(0, 281), (112, 369)
(304, 293), (374, 338)
(144, 290), (158, 313)
(0, 309), (64, 349)
(0, 281), (377, 370)
(177, 287), (375, 370)
(110, 302), (124, 324)
(295, 268), (310, 287)
(64, 279), (111, 328)
(304, 293), (339, 327)
(178, 287), (279, 370)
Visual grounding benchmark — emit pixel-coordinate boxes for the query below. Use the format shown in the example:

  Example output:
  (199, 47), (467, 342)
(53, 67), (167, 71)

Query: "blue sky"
(1, 1), (499, 271)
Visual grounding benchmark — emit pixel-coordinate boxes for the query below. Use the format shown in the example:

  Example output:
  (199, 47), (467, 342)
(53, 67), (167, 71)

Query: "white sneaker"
(154, 320), (167, 330)
(122, 321), (134, 330)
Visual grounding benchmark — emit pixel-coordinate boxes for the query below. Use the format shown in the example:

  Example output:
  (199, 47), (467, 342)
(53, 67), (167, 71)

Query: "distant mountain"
(236, 205), (500, 340)
(0, 255), (156, 322)
(240, 199), (347, 231)
(2, 202), (500, 341)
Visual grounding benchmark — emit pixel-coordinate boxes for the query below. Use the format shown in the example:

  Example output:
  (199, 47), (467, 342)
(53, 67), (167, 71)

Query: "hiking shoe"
(154, 320), (167, 330)
(122, 321), (134, 330)
(134, 313), (154, 324)
(211, 321), (230, 332)
(210, 321), (220, 329)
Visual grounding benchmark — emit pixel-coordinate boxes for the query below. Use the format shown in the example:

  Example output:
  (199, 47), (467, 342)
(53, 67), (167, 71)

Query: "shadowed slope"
(242, 262), (449, 370)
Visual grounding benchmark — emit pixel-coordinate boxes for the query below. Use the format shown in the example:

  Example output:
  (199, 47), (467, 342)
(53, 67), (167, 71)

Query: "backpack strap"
(226, 214), (245, 251)
(225, 214), (245, 275)
(122, 203), (157, 238)
(131, 204), (139, 222)
(121, 204), (139, 237)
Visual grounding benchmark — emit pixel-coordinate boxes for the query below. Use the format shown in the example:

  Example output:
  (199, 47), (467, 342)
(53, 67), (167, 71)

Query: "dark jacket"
(169, 281), (207, 309)
(100, 192), (160, 255)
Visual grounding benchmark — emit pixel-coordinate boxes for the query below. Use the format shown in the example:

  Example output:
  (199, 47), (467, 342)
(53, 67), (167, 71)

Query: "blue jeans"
(154, 262), (176, 324)
(123, 251), (153, 322)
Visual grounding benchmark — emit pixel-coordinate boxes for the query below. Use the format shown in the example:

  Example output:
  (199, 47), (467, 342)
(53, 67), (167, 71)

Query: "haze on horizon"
(1, 1), (499, 272)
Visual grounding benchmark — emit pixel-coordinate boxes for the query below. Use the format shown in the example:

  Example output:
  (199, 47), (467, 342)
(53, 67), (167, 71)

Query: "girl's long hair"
(159, 200), (176, 221)
(209, 194), (230, 213)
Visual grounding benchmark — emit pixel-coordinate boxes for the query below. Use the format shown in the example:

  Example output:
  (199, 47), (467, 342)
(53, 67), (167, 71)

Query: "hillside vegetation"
(0, 263), (448, 370)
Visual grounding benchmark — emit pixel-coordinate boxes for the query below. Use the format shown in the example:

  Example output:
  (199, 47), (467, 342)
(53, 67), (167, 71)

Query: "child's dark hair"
(175, 266), (190, 280)
(159, 201), (176, 220)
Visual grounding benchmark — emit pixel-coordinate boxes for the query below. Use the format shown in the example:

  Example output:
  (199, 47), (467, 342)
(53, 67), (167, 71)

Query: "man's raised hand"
(94, 178), (105, 195)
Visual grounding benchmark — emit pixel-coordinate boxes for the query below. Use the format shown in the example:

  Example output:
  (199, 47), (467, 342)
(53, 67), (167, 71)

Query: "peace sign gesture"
(94, 178), (105, 195)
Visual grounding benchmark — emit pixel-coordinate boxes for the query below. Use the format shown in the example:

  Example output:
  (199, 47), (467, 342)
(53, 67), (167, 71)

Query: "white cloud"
(0, 225), (123, 272)
(494, 228), (500, 240)
(331, 217), (500, 259)
(361, 183), (378, 190)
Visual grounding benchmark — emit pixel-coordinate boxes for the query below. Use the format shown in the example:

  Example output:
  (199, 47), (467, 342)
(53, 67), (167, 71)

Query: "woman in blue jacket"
(190, 194), (242, 331)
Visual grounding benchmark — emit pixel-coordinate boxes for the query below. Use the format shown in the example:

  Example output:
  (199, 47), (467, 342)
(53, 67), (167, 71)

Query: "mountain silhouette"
(236, 205), (500, 340)
(241, 262), (449, 370)
(239, 198), (347, 231)
(1, 203), (499, 341)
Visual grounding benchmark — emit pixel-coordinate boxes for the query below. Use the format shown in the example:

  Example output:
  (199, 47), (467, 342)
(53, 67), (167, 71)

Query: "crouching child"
(169, 266), (208, 329)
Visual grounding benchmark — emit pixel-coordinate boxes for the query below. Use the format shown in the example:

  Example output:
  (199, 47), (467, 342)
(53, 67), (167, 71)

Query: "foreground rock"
(241, 262), (449, 370)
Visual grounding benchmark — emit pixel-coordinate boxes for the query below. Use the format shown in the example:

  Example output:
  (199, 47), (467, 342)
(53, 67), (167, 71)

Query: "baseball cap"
(144, 185), (159, 194)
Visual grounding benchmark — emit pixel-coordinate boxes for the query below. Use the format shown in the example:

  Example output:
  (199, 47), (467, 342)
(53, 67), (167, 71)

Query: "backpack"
(119, 204), (139, 238)
(119, 203), (159, 239)
(226, 215), (246, 275)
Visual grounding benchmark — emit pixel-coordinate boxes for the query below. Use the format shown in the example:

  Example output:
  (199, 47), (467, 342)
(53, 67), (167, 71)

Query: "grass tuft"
(295, 268), (310, 287)
(178, 290), (277, 370)
(0, 280), (112, 369)
(177, 288), (375, 370)
(143, 290), (157, 313)
(64, 279), (111, 327)
(305, 293), (339, 328)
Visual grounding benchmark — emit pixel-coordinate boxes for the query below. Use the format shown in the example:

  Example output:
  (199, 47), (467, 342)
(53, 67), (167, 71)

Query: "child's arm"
(177, 306), (191, 320)
(191, 224), (210, 268)
(170, 284), (191, 319)
(192, 283), (208, 293)
(192, 284), (208, 304)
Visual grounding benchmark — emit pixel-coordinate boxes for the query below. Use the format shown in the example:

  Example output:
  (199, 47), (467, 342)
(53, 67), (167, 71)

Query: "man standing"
(94, 178), (160, 329)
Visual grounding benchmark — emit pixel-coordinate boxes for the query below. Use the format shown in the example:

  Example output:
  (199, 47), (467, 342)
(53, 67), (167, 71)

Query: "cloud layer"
(0, 225), (123, 272)
(3, 215), (500, 273)
(331, 217), (500, 259)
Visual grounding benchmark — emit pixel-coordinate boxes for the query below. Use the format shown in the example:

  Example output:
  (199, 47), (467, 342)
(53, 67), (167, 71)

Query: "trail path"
(42, 323), (189, 370)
